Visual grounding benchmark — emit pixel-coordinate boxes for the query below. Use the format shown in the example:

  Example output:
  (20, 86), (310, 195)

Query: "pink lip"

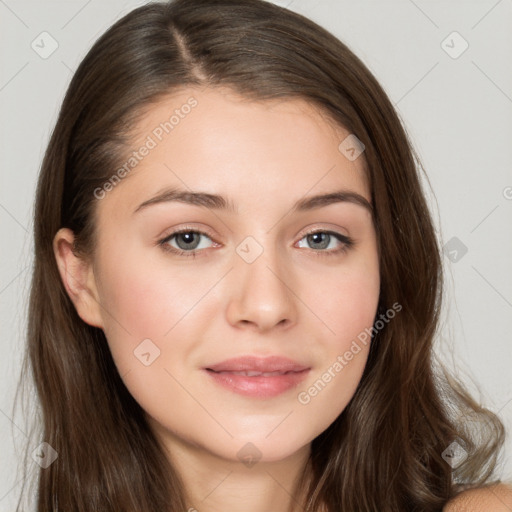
(205, 355), (310, 373)
(203, 356), (311, 398)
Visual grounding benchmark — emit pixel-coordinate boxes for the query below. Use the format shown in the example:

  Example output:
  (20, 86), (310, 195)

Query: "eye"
(158, 228), (216, 259)
(296, 229), (354, 256)
(158, 227), (355, 258)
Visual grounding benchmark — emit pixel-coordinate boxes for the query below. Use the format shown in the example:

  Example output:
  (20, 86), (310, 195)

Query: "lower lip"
(203, 369), (310, 398)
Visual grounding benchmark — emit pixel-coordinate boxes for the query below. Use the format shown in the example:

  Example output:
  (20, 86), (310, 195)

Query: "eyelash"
(157, 226), (355, 259)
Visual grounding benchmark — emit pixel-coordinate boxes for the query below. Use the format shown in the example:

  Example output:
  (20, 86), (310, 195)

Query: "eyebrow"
(133, 187), (373, 215)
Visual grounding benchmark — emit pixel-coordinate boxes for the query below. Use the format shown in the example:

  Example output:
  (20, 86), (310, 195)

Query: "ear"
(53, 227), (104, 329)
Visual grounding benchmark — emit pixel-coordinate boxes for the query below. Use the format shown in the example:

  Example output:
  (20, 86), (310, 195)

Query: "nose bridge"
(226, 232), (296, 330)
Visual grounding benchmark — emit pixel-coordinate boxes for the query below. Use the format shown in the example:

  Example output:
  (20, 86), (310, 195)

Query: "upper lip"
(204, 356), (310, 373)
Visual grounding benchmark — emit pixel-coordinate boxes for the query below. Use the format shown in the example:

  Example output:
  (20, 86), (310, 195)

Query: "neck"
(165, 436), (314, 512)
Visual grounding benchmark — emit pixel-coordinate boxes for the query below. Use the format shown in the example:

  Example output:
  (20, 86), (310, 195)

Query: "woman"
(14, 0), (511, 510)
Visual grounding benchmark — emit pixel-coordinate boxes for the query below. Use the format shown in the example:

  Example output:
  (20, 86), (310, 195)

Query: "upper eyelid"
(165, 218), (350, 235)
(160, 226), (216, 243)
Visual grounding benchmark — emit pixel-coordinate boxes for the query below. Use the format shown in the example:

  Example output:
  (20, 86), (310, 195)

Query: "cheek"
(305, 258), (380, 346)
(295, 260), (380, 425)
(93, 245), (191, 368)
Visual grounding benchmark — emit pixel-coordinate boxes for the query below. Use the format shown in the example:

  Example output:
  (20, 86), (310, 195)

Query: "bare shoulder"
(443, 483), (512, 511)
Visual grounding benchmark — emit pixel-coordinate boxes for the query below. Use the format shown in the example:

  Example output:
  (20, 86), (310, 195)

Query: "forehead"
(100, 86), (371, 217)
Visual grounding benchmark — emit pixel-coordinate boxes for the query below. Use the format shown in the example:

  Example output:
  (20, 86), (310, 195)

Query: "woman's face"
(64, 87), (380, 464)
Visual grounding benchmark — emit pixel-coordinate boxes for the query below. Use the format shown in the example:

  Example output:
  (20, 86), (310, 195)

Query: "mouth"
(204, 355), (310, 374)
(202, 356), (310, 398)
(206, 369), (303, 377)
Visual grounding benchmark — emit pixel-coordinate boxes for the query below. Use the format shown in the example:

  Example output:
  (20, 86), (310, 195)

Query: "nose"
(225, 239), (298, 333)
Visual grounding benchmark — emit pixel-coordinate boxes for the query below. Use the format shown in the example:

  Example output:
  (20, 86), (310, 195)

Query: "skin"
(443, 483), (512, 511)
(54, 86), (380, 512)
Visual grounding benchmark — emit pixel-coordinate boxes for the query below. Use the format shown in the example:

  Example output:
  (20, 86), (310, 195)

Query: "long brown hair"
(13, 0), (505, 510)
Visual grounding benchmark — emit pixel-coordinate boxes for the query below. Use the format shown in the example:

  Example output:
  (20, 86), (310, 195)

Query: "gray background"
(1, 0), (511, 509)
